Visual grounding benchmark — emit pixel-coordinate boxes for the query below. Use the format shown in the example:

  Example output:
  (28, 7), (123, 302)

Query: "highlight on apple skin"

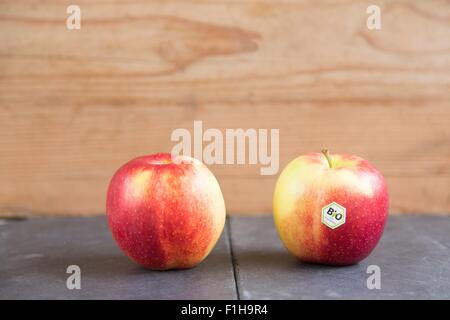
(106, 153), (226, 270)
(273, 150), (389, 266)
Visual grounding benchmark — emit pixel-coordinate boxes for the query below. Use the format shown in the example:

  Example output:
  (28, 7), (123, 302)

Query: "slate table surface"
(0, 215), (449, 300)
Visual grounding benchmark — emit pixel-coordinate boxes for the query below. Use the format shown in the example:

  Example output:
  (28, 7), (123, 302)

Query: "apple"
(106, 153), (226, 270)
(273, 150), (389, 265)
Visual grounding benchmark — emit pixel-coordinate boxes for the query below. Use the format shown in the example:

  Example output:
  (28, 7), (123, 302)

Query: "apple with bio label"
(273, 150), (389, 265)
(106, 153), (226, 270)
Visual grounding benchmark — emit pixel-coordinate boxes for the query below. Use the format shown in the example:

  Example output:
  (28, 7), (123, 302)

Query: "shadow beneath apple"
(233, 249), (360, 273)
(21, 247), (235, 279)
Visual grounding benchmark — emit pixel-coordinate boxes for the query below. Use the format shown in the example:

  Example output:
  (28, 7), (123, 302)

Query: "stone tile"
(0, 217), (236, 300)
(229, 215), (450, 299)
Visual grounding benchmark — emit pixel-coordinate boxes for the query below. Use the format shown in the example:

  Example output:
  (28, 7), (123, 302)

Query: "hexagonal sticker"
(321, 202), (346, 229)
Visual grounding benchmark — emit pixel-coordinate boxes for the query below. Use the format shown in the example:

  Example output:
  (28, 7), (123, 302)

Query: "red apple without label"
(106, 153), (226, 270)
(273, 150), (389, 265)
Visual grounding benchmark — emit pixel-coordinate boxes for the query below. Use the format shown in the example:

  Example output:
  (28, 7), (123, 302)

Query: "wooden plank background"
(0, 0), (449, 216)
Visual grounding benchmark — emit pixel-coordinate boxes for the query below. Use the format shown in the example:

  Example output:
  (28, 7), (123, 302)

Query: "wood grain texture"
(0, 0), (449, 216)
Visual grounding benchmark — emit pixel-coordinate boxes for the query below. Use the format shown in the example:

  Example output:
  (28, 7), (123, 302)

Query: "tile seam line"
(226, 217), (241, 300)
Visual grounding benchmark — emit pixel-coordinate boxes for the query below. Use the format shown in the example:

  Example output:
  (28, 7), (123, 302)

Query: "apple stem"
(322, 149), (333, 169)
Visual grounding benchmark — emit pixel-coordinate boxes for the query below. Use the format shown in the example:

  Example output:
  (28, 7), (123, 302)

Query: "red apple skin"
(273, 152), (389, 266)
(106, 153), (226, 270)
